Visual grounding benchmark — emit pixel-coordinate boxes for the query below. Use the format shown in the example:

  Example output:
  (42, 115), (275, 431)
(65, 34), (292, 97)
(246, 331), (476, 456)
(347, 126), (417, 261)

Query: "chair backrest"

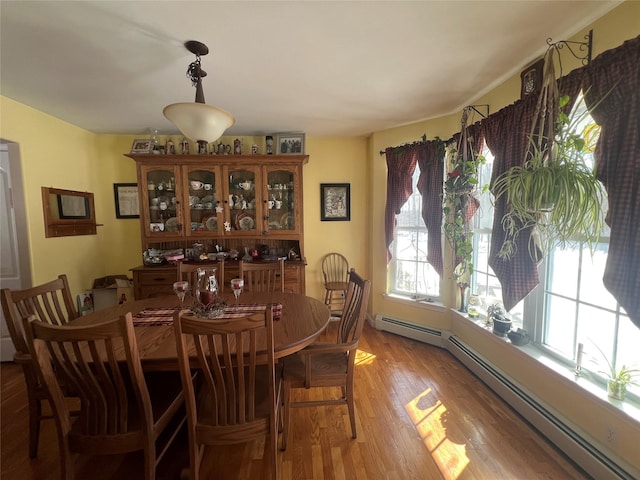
(177, 260), (225, 293)
(174, 307), (277, 438)
(239, 259), (284, 292)
(336, 269), (371, 348)
(1, 274), (79, 354)
(23, 313), (155, 440)
(321, 253), (349, 286)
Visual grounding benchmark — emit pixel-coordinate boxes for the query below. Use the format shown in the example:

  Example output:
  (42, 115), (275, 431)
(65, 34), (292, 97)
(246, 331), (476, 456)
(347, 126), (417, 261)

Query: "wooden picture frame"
(276, 133), (305, 155)
(113, 183), (140, 218)
(130, 138), (153, 154)
(320, 183), (350, 221)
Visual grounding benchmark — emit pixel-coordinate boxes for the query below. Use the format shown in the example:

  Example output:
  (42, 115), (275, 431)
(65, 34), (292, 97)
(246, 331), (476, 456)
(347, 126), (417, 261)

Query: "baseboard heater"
(374, 315), (637, 480)
(374, 315), (445, 348)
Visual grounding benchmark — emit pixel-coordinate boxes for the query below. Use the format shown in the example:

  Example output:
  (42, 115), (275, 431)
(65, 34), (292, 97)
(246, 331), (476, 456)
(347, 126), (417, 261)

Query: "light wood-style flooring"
(1, 322), (591, 479)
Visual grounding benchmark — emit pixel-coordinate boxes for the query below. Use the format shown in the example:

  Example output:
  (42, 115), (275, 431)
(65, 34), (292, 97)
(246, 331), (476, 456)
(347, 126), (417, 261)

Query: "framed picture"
(276, 133), (305, 155)
(113, 183), (140, 218)
(320, 183), (350, 221)
(130, 138), (153, 154)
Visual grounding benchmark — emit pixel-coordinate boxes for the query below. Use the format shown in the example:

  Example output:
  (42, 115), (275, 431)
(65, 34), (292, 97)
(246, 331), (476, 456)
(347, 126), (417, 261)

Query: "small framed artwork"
(520, 58), (544, 99)
(276, 133), (305, 155)
(113, 183), (140, 218)
(320, 183), (350, 221)
(130, 139), (153, 154)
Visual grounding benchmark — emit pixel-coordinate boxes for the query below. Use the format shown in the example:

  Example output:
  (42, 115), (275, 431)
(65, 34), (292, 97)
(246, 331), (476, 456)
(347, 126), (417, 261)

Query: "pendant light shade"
(164, 40), (235, 144)
(163, 103), (234, 144)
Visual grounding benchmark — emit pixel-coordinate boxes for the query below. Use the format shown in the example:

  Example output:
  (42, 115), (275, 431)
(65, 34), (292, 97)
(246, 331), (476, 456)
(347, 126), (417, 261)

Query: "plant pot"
(607, 380), (627, 400)
(492, 317), (512, 337)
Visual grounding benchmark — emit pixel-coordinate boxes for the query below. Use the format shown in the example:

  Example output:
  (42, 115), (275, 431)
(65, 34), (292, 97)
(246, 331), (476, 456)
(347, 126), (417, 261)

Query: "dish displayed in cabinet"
(280, 212), (293, 229)
(204, 215), (218, 231)
(236, 212), (255, 230)
(165, 217), (178, 232)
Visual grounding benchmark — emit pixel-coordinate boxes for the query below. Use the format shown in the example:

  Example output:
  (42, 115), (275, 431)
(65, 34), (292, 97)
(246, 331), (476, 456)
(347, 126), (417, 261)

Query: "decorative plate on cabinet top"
(165, 217), (179, 232)
(236, 212), (255, 231)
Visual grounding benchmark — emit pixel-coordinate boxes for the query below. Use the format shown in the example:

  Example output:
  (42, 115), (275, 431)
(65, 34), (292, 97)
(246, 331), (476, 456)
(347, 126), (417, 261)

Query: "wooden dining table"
(71, 292), (331, 371)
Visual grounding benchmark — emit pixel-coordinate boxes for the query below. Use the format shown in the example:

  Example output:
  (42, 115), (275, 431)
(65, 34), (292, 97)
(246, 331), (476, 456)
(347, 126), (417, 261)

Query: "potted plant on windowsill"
(593, 344), (639, 401)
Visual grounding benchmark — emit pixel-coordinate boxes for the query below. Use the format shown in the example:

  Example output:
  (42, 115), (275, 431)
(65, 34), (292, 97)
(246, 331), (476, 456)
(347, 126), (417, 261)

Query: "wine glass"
(173, 281), (189, 309)
(230, 278), (244, 305)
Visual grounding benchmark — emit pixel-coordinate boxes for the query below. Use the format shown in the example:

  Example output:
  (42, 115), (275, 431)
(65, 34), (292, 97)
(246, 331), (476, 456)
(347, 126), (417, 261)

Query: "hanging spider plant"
(493, 43), (609, 260)
(493, 93), (606, 260)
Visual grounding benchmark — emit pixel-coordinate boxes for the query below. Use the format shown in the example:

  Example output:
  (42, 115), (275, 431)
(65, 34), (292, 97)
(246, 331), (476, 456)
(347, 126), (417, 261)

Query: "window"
(389, 165), (441, 301)
(472, 94), (639, 400)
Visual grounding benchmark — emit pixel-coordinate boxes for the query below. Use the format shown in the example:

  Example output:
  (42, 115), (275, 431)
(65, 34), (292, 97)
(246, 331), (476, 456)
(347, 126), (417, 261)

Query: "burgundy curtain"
(582, 35), (640, 327)
(480, 68), (584, 311)
(480, 97), (539, 310)
(384, 145), (418, 262)
(416, 141), (445, 276)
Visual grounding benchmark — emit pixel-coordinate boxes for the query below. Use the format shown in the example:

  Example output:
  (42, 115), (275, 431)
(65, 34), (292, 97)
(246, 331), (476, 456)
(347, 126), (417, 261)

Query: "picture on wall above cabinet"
(320, 183), (350, 221)
(276, 133), (305, 154)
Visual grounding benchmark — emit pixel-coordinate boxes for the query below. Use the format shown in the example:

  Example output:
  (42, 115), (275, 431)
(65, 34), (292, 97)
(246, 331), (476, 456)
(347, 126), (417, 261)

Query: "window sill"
(383, 293), (446, 312)
(452, 309), (640, 423)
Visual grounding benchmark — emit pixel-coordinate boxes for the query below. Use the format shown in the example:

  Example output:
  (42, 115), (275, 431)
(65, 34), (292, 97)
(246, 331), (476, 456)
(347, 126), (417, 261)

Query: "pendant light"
(163, 40), (235, 145)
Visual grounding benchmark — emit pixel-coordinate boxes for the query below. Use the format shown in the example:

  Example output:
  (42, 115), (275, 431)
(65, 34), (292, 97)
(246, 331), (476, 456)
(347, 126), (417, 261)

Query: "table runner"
(132, 303), (283, 327)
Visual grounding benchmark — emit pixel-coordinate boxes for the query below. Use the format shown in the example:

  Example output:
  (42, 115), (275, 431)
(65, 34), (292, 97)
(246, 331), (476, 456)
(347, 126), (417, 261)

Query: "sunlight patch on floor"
(406, 389), (470, 479)
(355, 349), (376, 365)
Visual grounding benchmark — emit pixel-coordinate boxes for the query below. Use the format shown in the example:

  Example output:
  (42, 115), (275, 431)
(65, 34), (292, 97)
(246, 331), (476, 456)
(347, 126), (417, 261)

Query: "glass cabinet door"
(265, 167), (298, 233)
(141, 165), (182, 237)
(224, 166), (261, 235)
(184, 166), (222, 235)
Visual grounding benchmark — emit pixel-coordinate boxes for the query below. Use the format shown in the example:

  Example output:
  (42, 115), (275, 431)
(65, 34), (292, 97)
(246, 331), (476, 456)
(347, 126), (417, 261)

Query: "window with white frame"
(388, 165), (441, 301)
(472, 93), (639, 400)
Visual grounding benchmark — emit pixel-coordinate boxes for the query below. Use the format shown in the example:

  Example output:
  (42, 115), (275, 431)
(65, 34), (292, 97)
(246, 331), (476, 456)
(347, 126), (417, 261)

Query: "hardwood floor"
(1, 322), (591, 479)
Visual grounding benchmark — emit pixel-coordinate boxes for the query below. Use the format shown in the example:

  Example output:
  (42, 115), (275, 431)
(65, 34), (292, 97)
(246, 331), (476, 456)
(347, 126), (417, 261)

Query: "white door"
(0, 142), (31, 361)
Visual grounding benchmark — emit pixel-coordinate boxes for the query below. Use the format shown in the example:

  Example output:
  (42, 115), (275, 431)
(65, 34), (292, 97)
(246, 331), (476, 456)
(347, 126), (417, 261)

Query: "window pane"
(547, 247), (579, 298)
(389, 164), (441, 300)
(544, 295), (576, 356)
(579, 246), (617, 311)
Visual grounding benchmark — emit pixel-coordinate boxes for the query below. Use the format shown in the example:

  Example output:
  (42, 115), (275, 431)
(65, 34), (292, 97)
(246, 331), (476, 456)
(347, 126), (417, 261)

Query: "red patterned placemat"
(132, 303), (282, 327)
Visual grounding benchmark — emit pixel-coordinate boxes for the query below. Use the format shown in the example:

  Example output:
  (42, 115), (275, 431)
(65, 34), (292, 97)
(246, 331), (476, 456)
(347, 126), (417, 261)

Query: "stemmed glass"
(230, 278), (244, 305)
(173, 281), (189, 309)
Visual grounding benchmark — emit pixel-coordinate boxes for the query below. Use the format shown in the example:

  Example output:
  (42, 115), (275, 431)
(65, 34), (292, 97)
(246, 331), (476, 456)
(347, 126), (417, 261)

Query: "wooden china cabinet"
(127, 153), (309, 298)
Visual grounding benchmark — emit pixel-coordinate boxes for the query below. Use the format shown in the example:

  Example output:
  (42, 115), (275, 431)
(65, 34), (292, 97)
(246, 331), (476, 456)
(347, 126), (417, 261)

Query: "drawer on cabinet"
(136, 269), (177, 285)
(138, 285), (174, 299)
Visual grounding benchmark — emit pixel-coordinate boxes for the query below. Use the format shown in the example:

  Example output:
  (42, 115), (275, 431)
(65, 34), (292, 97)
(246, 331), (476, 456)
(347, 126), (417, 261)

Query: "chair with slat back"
(239, 259), (285, 293)
(281, 268), (370, 450)
(177, 260), (225, 294)
(174, 308), (281, 479)
(0, 274), (79, 458)
(321, 253), (350, 317)
(23, 313), (186, 480)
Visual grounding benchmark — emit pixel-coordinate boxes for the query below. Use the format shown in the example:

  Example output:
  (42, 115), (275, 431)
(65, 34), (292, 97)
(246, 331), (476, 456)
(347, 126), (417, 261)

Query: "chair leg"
(27, 392), (42, 458)
(280, 383), (290, 451)
(346, 382), (357, 439)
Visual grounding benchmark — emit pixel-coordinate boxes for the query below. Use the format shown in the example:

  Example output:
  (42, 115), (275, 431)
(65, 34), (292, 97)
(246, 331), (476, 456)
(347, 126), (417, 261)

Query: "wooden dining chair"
(239, 259), (285, 292)
(174, 308), (282, 480)
(321, 252), (350, 317)
(0, 274), (80, 458)
(23, 313), (186, 480)
(280, 268), (370, 450)
(177, 260), (225, 293)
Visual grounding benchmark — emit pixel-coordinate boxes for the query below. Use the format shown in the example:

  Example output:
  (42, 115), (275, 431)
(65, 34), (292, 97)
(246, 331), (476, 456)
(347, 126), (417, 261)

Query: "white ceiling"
(0, 1), (622, 138)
